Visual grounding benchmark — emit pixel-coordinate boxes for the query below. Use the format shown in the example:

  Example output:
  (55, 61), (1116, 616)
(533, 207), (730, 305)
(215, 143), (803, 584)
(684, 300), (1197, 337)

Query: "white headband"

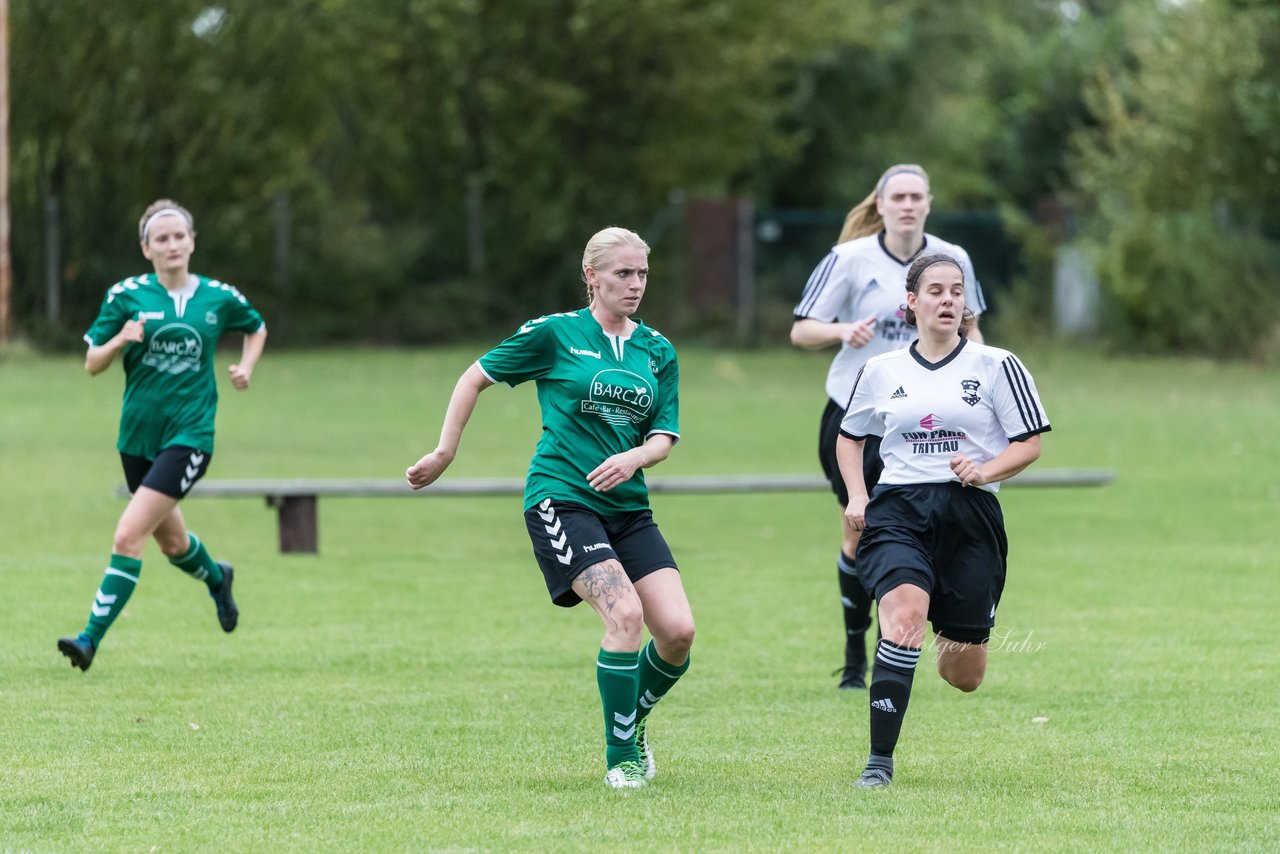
(140, 208), (191, 242)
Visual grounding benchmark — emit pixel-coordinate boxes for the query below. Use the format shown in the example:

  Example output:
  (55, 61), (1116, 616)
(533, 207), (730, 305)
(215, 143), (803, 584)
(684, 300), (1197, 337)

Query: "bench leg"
(266, 495), (318, 554)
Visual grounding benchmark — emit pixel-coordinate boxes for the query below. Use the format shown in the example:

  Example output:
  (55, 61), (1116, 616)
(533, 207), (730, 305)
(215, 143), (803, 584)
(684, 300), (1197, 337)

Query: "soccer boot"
(57, 634), (96, 672)
(210, 563), (238, 632)
(855, 766), (893, 789)
(838, 635), (868, 690)
(636, 717), (656, 781)
(604, 760), (647, 790)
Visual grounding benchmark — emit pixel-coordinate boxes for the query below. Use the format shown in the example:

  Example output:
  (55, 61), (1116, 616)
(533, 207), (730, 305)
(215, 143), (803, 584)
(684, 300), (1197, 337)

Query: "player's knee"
(945, 671), (984, 693)
(610, 599), (646, 646)
(940, 661), (985, 692)
(661, 620), (695, 658)
(154, 530), (189, 557)
(111, 528), (146, 558)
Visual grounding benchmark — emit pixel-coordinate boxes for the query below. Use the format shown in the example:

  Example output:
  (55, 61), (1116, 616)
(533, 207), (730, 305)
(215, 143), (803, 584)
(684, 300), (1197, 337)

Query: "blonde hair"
(836, 164), (930, 244)
(138, 199), (195, 243)
(581, 226), (650, 304)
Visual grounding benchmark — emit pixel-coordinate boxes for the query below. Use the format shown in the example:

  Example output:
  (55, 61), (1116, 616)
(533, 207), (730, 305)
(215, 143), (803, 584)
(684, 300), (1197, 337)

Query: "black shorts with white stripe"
(523, 499), (677, 608)
(120, 445), (213, 499)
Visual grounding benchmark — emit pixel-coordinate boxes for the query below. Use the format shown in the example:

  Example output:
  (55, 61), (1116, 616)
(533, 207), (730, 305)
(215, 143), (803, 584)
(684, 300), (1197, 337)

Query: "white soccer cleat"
(636, 717), (656, 781)
(604, 760), (647, 790)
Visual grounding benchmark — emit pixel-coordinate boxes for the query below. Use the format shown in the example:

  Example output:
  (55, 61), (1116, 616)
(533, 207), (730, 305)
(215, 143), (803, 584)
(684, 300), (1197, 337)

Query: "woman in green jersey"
(407, 227), (694, 790)
(57, 199), (267, 673)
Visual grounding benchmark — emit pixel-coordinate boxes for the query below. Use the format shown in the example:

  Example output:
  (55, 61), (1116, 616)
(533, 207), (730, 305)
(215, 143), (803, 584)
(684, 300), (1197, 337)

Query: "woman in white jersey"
(57, 199), (267, 672)
(406, 227), (694, 790)
(791, 164), (987, 690)
(837, 252), (1049, 789)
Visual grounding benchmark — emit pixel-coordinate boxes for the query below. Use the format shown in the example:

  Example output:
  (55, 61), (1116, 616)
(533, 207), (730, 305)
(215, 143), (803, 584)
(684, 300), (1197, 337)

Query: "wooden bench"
(117, 469), (1115, 554)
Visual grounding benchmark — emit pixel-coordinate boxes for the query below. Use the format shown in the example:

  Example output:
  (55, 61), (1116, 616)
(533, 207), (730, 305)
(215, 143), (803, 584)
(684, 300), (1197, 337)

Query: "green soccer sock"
(636, 638), (691, 724)
(596, 648), (641, 768)
(167, 532), (224, 588)
(82, 554), (142, 646)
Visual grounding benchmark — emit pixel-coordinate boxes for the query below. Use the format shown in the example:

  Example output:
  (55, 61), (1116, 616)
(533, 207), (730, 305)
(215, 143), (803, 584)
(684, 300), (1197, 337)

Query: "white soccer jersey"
(794, 232), (987, 406)
(840, 340), (1049, 494)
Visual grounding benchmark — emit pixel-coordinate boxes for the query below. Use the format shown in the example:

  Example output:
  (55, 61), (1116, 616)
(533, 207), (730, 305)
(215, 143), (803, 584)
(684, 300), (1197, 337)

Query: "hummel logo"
(890, 386), (908, 399)
(570, 346), (601, 359)
(90, 589), (117, 618)
(612, 709), (637, 740)
(871, 698), (898, 713)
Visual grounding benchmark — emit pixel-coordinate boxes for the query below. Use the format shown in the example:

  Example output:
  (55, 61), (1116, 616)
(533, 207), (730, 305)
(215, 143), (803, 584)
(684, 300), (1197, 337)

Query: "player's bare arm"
(950, 435), (1042, 487)
(406, 363), (494, 490)
(85, 319), (146, 375)
(587, 433), (675, 493)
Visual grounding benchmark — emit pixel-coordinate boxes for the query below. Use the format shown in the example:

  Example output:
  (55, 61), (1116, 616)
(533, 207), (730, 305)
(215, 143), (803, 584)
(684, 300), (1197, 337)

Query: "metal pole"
(0, 0), (11, 346)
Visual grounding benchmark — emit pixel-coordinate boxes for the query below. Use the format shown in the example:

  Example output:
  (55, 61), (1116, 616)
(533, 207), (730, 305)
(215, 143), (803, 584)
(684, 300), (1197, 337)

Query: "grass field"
(1, 343), (1277, 851)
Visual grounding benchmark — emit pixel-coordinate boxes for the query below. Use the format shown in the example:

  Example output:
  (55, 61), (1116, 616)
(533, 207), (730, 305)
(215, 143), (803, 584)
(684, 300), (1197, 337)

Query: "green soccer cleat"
(57, 634), (96, 672)
(210, 562), (238, 632)
(604, 760), (647, 790)
(635, 717), (656, 781)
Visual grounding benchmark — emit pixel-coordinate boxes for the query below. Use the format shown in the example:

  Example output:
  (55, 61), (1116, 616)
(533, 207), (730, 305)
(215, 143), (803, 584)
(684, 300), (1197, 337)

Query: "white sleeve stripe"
(1001, 356), (1045, 433)
(795, 252), (838, 317)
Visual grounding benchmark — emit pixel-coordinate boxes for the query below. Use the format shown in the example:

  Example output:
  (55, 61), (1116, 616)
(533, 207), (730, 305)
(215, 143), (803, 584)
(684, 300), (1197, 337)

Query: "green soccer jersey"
(83, 273), (265, 458)
(478, 308), (680, 515)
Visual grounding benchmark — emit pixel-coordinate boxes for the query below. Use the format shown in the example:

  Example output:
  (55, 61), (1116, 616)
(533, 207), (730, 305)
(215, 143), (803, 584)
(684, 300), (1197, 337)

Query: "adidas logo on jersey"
(890, 386), (908, 399)
(871, 698), (898, 713)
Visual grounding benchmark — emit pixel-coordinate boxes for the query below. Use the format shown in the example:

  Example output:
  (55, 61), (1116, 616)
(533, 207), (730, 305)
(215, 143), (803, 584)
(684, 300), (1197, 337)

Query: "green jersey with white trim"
(83, 273), (265, 458)
(478, 308), (680, 515)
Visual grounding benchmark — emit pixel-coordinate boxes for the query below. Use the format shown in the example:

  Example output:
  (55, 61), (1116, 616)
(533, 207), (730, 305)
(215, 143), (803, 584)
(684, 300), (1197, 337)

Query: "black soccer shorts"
(855, 481), (1008, 644)
(120, 445), (212, 499)
(524, 498), (678, 608)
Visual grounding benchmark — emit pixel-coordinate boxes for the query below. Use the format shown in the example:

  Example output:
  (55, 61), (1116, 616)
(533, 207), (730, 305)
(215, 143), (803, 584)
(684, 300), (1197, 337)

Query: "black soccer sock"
(868, 638), (921, 759)
(838, 552), (873, 654)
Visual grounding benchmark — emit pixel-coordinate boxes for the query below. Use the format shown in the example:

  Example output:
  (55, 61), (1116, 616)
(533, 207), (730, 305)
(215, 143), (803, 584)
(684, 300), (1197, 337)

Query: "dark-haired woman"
(837, 252), (1049, 788)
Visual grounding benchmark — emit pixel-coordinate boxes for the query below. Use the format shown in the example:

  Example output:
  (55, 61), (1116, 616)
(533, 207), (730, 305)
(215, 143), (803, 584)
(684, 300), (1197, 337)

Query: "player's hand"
(587, 449), (644, 493)
(950, 453), (988, 487)
(844, 496), (869, 533)
(227, 363), (253, 390)
(406, 449), (454, 490)
(117, 319), (146, 347)
(841, 314), (878, 349)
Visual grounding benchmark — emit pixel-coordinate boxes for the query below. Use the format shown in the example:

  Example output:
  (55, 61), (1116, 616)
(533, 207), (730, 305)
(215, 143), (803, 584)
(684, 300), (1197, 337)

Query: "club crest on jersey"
(581, 369), (654, 426)
(141, 323), (203, 375)
(961, 377), (981, 407)
(205, 311), (219, 326)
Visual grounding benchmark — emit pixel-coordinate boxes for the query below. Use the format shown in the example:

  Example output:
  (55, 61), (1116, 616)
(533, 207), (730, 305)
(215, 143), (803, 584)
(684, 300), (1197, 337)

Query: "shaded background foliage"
(7, 0), (1279, 357)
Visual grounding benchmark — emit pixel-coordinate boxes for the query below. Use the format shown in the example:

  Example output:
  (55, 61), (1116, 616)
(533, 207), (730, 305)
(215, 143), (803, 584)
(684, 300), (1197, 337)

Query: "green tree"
(1072, 0), (1280, 357)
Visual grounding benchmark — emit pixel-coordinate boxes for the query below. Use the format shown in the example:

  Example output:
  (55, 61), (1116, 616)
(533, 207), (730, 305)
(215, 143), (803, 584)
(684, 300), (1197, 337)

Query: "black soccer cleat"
(838, 664), (867, 691)
(57, 635), (96, 672)
(837, 638), (868, 690)
(210, 562), (238, 632)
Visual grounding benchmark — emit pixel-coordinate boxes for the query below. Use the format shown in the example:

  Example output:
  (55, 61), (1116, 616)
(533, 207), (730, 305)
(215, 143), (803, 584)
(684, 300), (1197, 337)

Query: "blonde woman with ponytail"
(789, 165), (986, 691)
